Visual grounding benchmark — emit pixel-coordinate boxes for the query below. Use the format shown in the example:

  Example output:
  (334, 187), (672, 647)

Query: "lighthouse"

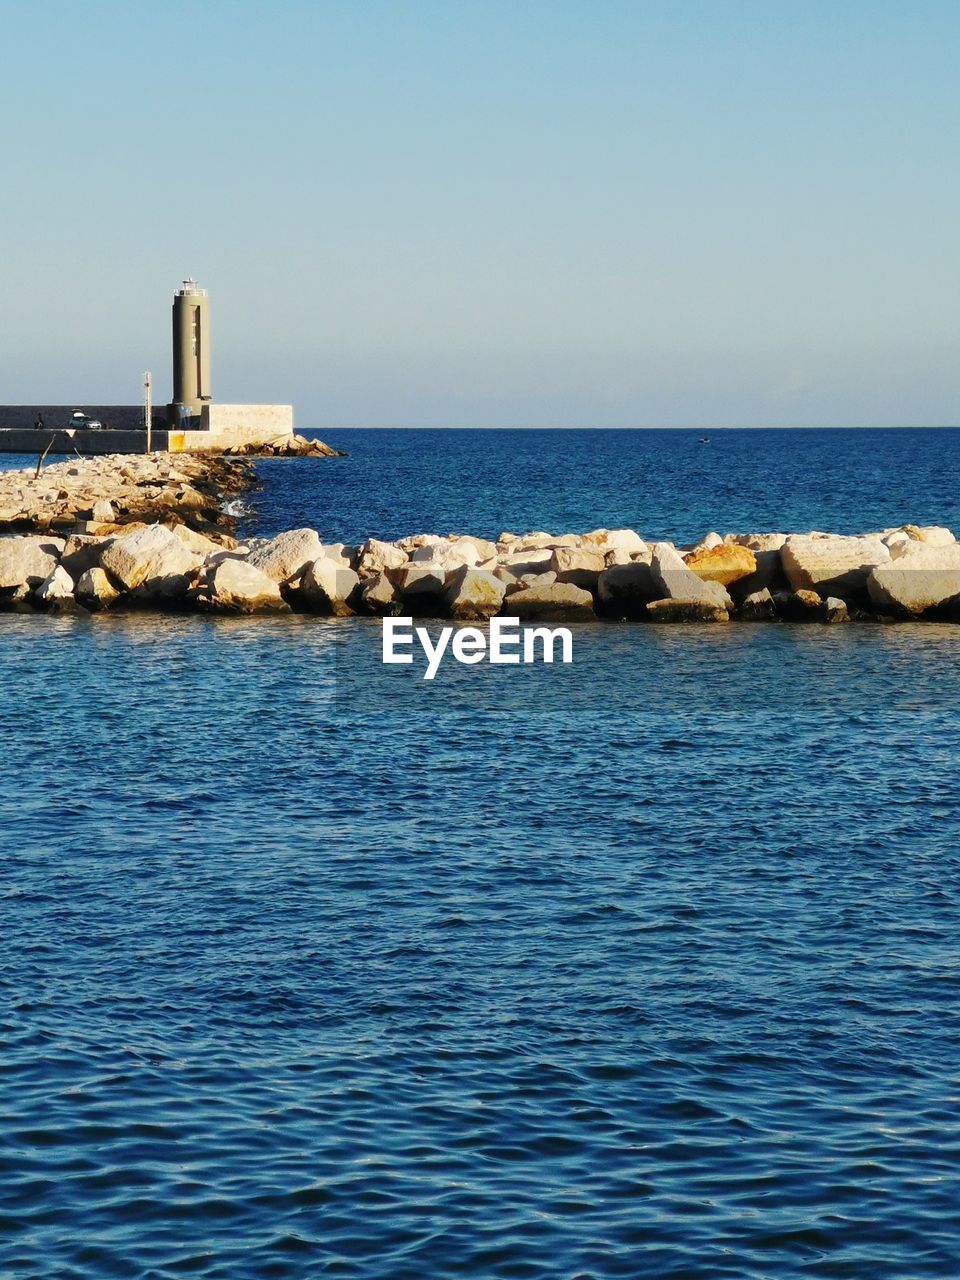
(170, 278), (211, 421)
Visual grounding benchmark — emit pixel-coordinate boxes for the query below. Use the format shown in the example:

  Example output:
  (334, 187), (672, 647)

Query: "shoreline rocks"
(5, 519), (960, 623)
(0, 451), (251, 539)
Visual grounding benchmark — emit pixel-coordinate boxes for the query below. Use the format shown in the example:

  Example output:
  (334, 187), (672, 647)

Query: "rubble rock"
(651, 542), (733, 608)
(499, 582), (596, 621)
(444, 567), (506, 620)
(781, 535), (889, 597)
(247, 528), (323, 582)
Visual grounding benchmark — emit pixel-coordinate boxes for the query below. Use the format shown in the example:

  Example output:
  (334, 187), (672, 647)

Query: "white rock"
(247, 528), (323, 582)
(91, 499), (115, 523)
(512, 531), (557, 551)
(170, 524), (233, 557)
(781, 534), (889, 596)
(199, 558), (289, 613)
(548, 546), (605, 589)
(34, 565), (75, 604)
(299, 558), (359, 615)
(902, 524), (956, 546)
(99, 525), (201, 594)
(356, 537), (408, 577)
(650, 542), (732, 607)
(730, 532), (788, 552)
(449, 534), (498, 561)
(395, 533), (444, 553)
(867, 543), (960, 616)
(686, 531), (724, 554)
(582, 528), (648, 558)
(499, 581), (595, 619)
(397, 563), (447, 598)
(498, 548), (554, 575)
(444, 567), (506, 620)
(0, 536), (61, 597)
(75, 567), (121, 611)
(357, 572), (403, 615)
(318, 542), (360, 570)
(410, 541), (480, 570)
(505, 571), (557, 595)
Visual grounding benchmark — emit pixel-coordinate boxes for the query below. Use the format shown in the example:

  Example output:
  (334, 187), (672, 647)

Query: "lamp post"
(144, 371), (152, 453)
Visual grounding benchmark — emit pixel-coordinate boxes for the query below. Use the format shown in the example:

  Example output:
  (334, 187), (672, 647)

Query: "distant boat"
(699, 435), (710, 444)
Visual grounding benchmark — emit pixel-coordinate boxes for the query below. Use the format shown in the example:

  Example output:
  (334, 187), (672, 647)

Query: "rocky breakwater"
(4, 519), (960, 622)
(220, 435), (345, 458)
(0, 452), (251, 540)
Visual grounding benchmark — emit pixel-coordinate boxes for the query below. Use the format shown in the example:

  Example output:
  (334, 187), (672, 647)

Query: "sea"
(2, 428), (960, 1279)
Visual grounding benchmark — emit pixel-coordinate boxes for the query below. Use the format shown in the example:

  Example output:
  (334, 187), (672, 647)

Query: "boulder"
(683, 543), (756, 586)
(498, 547), (555, 575)
(299, 559), (359, 615)
(901, 524), (955, 546)
(444, 534), (498, 562)
(645, 598), (729, 623)
(822, 596), (849, 623)
(737, 588), (777, 621)
(867, 543), (960, 616)
(397, 562), (447, 596)
(650, 542), (732, 608)
(170, 524), (236, 557)
(395, 533), (444, 553)
(396, 563), (448, 613)
(686, 531), (724, 554)
(60, 534), (112, 579)
(728, 549), (788, 603)
(514, 571), (557, 590)
(0, 536), (62, 600)
(247, 528), (323, 582)
(510, 531), (557, 551)
(444, 566), (506, 620)
(883, 531), (913, 555)
(318, 542), (360, 570)
(197, 558), (289, 614)
(730, 532), (788, 552)
(781, 535), (889, 597)
(356, 537), (408, 577)
(75, 567), (121, 611)
(499, 582), (595, 621)
(357, 572), (404, 616)
(772, 589), (823, 622)
(410, 540), (483, 571)
(100, 524), (200, 592)
(548, 546), (605, 591)
(91, 499), (115, 523)
(597, 562), (659, 618)
(581, 529), (648, 561)
(34, 565), (75, 605)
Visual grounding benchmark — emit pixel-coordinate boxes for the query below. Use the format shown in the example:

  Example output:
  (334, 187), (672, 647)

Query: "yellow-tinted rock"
(683, 543), (757, 586)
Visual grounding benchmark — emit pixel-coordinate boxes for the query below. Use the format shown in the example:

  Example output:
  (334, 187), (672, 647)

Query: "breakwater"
(2, 516), (959, 621)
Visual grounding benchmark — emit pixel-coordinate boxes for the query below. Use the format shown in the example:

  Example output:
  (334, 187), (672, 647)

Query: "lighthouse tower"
(170, 279), (210, 421)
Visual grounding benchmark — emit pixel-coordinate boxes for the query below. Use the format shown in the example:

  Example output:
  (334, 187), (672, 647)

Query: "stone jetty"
(3, 515), (960, 621)
(0, 452), (252, 539)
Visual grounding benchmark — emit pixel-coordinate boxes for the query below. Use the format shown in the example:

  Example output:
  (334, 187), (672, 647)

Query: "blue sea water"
(2, 430), (960, 1278)
(244, 426), (960, 543)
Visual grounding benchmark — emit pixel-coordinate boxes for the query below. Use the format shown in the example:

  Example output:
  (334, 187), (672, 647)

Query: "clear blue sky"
(1, 0), (957, 427)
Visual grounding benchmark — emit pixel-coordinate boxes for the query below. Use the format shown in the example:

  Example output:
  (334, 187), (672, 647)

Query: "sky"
(0, 0), (958, 428)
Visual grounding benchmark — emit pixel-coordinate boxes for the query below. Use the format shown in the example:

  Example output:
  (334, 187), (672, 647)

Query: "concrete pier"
(0, 404), (295, 455)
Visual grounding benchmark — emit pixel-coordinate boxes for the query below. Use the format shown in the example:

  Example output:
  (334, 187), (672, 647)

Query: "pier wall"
(0, 403), (295, 455)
